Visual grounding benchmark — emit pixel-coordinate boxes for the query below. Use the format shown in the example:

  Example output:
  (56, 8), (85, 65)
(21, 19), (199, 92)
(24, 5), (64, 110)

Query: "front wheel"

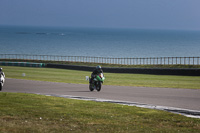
(96, 81), (102, 92)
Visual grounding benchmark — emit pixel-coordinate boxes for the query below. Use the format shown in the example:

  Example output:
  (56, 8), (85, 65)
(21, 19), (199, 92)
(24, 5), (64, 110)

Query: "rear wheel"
(0, 83), (2, 91)
(89, 84), (94, 91)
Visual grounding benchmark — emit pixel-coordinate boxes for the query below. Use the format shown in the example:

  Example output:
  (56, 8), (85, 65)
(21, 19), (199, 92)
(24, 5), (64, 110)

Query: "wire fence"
(0, 54), (200, 65)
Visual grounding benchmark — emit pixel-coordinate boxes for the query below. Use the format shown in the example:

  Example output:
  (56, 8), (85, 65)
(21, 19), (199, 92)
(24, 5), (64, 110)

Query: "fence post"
(193, 57), (195, 65)
(145, 58), (147, 65)
(163, 57), (164, 65)
(143, 58), (145, 65)
(150, 58), (151, 65)
(167, 57), (169, 65)
(189, 57), (190, 65)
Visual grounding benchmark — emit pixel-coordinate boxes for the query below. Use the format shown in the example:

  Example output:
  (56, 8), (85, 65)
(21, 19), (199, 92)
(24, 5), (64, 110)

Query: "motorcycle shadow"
(68, 90), (91, 92)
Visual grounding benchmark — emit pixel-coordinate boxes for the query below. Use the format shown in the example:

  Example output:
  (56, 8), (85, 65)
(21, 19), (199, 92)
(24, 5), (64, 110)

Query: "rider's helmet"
(96, 65), (101, 72)
(0, 68), (2, 71)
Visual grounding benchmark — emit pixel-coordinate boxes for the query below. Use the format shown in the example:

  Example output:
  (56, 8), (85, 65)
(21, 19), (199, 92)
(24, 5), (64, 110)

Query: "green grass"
(0, 92), (200, 132)
(3, 66), (200, 89)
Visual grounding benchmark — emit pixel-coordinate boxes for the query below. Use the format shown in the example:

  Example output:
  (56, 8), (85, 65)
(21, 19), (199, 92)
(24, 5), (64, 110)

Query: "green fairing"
(96, 75), (101, 81)
(96, 75), (105, 82)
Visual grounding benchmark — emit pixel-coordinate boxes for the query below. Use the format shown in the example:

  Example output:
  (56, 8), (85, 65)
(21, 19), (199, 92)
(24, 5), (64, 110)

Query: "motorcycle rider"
(0, 68), (5, 84)
(0, 68), (4, 77)
(90, 65), (103, 83)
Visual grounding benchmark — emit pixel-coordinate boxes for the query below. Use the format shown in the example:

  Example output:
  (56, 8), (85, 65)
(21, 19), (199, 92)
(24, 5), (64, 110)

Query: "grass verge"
(0, 92), (200, 132)
(3, 66), (200, 89)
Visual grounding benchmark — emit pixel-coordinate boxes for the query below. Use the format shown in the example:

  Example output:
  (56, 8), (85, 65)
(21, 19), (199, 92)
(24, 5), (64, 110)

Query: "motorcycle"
(0, 73), (5, 91)
(89, 73), (105, 92)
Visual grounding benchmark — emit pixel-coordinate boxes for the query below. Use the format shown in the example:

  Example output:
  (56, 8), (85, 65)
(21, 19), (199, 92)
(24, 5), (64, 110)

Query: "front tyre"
(96, 81), (101, 92)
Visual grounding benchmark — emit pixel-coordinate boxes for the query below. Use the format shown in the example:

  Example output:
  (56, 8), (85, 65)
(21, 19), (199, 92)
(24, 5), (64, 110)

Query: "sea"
(0, 25), (200, 58)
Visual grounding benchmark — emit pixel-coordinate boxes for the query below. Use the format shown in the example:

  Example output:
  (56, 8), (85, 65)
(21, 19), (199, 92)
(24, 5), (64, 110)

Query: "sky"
(0, 0), (200, 30)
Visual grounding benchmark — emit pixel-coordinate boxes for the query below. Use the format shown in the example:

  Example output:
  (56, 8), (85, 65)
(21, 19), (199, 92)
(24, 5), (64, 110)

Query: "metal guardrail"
(0, 54), (200, 65)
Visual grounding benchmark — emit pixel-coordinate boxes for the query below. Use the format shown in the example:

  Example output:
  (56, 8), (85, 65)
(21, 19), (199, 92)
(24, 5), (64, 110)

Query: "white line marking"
(36, 93), (200, 119)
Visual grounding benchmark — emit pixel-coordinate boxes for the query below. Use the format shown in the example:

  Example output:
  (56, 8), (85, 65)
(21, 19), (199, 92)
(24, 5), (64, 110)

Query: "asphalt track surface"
(2, 78), (200, 118)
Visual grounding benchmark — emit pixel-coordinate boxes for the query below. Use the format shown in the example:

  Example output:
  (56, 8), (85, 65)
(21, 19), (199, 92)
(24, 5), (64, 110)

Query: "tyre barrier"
(0, 62), (45, 67)
(46, 64), (200, 76)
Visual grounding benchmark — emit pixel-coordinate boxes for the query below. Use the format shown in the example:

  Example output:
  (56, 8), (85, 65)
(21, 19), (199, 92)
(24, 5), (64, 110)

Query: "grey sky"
(0, 0), (200, 30)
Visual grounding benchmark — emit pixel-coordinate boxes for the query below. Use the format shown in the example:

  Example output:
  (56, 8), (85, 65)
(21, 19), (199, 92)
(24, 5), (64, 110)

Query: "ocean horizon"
(1, 25), (200, 58)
